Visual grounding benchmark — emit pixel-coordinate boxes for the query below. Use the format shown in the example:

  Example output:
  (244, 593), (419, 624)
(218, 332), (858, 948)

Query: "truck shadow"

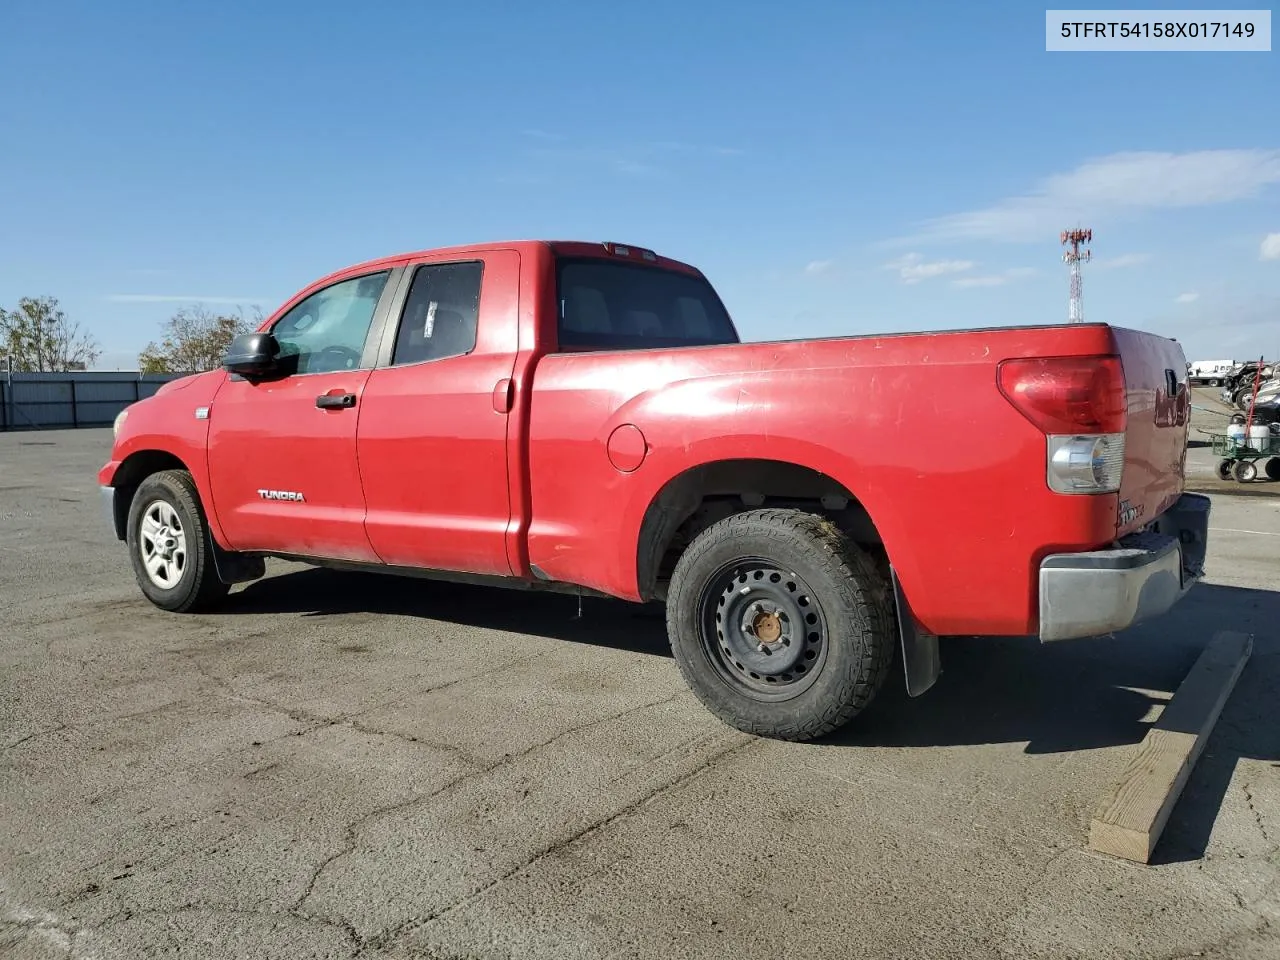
(223, 567), (675, 659)
(224, 572), (1276, 862)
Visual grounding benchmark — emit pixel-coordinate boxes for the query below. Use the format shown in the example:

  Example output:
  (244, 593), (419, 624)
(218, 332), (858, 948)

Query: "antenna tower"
(1060, 228), (1092, 322)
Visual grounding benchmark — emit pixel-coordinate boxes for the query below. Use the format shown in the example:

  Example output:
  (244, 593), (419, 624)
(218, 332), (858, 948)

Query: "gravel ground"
(2, 426), (1277, 960)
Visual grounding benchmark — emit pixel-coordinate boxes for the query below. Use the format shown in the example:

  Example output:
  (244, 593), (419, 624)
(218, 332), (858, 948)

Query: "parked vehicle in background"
(1188, 359), (1237, 386)
(1220, 360), (1274, 407)
(1223, 360), (1274, 409)
(98, 239), (1211, 741)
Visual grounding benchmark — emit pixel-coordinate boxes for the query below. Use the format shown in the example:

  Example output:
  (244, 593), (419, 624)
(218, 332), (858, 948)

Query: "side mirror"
(223, 332), (280, 378)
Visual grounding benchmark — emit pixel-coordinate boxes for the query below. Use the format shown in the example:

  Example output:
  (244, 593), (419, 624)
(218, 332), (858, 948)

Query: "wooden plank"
(1089, 630), (1253, 864)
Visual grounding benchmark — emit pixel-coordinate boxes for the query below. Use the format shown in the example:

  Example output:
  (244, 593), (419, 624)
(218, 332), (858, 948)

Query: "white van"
(1188, 359), (1235, 386)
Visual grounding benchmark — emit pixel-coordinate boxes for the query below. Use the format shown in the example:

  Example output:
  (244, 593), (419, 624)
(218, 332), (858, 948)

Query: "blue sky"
(2, 1), (1277, 368)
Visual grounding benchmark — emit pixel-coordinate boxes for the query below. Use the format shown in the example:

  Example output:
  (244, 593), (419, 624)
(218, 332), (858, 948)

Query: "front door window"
(271, 271), (391, 374)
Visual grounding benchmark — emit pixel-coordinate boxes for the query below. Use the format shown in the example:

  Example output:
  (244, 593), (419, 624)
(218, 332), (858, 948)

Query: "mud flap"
(891, 569), (941, 697)
(210, 540), (266, 585)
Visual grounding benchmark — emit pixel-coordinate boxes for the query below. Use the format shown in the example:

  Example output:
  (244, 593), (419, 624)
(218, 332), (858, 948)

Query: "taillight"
(998, 355), (1128, 495)
(998, 355), (1127, 435)
(1045, 434), (1125, 493)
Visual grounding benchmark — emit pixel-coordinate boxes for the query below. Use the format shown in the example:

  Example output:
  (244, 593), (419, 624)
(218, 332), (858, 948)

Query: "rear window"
(555, 258), (739, 351)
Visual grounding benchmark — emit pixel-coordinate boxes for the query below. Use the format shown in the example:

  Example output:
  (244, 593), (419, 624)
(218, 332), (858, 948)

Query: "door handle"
(492, 378), (514, 414)
(316, 392), (356, 409)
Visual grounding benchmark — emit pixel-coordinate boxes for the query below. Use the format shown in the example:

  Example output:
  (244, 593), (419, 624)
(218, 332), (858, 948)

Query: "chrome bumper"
(1039, 492), (1210, 642)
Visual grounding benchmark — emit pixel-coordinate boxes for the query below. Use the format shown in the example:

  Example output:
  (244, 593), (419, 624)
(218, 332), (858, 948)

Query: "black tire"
(126, 469), (230, 612)
(1233, 459), (1258, 483)
(1216, 459), (1235, 481)
(1267, 458), (1280, 481)
(665, 508), (895, 742)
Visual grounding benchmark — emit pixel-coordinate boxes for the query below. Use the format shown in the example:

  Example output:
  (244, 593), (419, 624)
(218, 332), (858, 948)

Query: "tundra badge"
(1118, 498), (1143, 527)
(257, 489), (306, 502)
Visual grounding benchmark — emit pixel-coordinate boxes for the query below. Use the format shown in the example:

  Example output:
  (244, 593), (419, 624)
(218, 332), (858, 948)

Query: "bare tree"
(138, 305), (262, 374)
(0, 296), (101, 372)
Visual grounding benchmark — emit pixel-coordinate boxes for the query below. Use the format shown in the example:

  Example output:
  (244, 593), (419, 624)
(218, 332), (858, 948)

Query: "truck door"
(206, 268), (400, 561)
(356, 250), (519, 576)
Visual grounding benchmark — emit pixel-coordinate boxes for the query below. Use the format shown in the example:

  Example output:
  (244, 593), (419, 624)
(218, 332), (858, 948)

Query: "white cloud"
(951, 266), (1039, 288)
(1138, 293), (1279, 362)
(1092, 252), (1151, 270)
(106, 294), (270, 304)
(1175, 292), (1200, 303)
(903, 149), (1280, 243)
(804, 259), (833, 276)
(1261, 232), (1280, 260)
(884, 252), (974, 284)
(953, 275), (1009, 288)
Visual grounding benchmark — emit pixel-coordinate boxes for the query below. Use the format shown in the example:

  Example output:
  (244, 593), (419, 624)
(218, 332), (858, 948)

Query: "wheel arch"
(104, 449), (192, 541)
(110, 456), (264, 587)
(634, 457), (889, 603)
(633, 456), (941, 700)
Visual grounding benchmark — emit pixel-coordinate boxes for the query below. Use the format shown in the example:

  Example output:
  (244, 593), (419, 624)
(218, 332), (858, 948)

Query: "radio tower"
(1060, 228), (1092, 322)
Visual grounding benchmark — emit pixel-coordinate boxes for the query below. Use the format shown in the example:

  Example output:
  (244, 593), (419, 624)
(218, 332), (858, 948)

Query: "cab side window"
(272, 271), (391, 375)
(391, 261), (483, 366)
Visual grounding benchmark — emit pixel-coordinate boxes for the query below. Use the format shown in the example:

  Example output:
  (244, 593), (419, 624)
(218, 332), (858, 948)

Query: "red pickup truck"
(100, 240), (1209, 741)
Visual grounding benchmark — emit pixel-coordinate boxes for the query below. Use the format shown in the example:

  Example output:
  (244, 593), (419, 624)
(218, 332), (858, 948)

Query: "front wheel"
(126, 469), (230, 612)
(665, 508), (895, 741)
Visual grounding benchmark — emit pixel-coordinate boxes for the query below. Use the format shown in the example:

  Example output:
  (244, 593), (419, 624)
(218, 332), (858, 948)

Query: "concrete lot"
(2, 427), (1277, 960)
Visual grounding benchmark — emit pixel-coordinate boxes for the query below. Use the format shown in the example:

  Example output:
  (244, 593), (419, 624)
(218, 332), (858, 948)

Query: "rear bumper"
(1038, 492), (1210, 642)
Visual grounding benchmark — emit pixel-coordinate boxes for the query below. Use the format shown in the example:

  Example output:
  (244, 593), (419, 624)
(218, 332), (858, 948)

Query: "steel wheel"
(138, 499), (188, 588)
(700, 559), (829, 700)
(666, 508), (895, 741)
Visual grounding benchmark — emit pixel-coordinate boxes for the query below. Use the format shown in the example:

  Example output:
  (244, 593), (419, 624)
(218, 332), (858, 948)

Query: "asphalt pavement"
(2, 427), (1277, 960)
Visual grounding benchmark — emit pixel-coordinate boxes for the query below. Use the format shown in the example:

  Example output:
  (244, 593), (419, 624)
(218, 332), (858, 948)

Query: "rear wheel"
(1233, 459), (1258, 483)
(126, 470), (230, 612)
(665, 508), (895, 741)
(1266, 458), (1280, 481)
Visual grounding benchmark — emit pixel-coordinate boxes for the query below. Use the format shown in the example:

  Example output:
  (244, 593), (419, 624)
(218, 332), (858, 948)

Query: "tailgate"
(1112, 327), (1190, 536)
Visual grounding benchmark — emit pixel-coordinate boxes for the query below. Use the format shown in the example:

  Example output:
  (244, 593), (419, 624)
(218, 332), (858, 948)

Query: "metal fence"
(0, 372), (189, 431)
